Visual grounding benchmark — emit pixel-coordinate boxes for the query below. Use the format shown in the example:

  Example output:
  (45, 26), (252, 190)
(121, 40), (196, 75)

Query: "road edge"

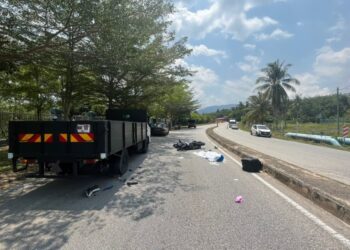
(206, 126), (350, 225)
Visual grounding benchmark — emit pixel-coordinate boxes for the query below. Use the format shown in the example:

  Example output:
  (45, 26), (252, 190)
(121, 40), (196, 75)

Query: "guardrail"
(285, 132), (342, 146)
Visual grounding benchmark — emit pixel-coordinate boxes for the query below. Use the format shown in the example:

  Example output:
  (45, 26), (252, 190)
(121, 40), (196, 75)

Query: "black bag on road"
(241, 157), (262, 172)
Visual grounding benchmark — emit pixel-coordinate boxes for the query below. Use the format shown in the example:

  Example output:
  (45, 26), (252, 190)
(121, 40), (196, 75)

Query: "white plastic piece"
(193, 150), (224, 162)
(8, 152), (13, 159)
(100, 153), (107, 159)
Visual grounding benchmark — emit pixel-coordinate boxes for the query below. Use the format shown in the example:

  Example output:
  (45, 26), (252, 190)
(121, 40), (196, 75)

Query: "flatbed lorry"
(7, 109), (149, 176)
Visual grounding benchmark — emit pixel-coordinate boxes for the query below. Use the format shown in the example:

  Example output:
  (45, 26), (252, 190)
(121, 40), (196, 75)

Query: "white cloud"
(243, 43), (256, 50)
(223, 75), (256, 102)
(171, 0), (281, 40)
(328, 15), (345, 32)
(178, 61), (221, 106)
(326, 16), (345, 44)
(326, 37), (341, 44)
(296, 21), (303, 26)
(188, 44), (227, 58)
(293, 46), (350, 97)
(314, 46), (350, 77)
(176, 59), (258, 106)
(292, 73), (331, 97)
(255, 28), (294, 41)
(237, 55), (261, 73)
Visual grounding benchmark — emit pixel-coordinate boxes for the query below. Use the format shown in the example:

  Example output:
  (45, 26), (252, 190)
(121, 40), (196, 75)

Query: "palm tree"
(256, 60), (300, 127)
(246, 92), (271, 124)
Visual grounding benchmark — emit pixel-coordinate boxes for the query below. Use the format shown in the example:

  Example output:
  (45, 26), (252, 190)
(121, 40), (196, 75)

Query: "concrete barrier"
(206, 126), (350, 225)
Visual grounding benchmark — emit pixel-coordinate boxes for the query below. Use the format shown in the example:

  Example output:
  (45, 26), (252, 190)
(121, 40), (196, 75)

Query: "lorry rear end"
(8, 109), (149, 177)
(8, 120), (111, 175)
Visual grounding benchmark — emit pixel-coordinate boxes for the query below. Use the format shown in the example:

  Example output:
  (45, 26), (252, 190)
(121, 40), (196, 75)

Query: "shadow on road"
(0, 134), (192, 249)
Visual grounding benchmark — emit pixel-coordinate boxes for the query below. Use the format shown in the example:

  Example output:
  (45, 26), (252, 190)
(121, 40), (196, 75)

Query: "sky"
(169, 0), (350, 108)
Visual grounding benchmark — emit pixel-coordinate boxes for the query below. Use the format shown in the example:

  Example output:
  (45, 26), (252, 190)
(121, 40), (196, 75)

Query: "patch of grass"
(0, 149), (11, 173)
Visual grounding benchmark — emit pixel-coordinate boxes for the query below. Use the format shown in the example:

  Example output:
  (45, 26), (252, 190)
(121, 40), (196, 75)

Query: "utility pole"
(337, 87), (340, 136)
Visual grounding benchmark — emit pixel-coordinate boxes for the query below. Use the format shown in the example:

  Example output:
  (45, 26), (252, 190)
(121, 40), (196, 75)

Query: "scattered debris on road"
(173, 140), (205, 151)
(102, 185), (114, 191)
(235, 195), (243, 203)
(193, 150), (224, 162)
(127, 181), (138, 186)
(85, 185), (101, 198)
(85, 184), (114, 197)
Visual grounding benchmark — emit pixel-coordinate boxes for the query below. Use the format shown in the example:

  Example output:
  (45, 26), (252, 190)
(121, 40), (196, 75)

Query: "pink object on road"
(235, 195), (243, 203)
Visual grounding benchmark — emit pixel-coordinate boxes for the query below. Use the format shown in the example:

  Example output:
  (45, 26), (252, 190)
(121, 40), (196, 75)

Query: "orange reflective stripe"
(31, 134), (41, 143)
(18, 133), (41, 143)
(44, 134), (53, 143)
(79, 133), (94, 142)
(59, 133), (68, 142)
(70, 133), (94, 143)
(70, 134), (79, 142)
(59, 133), (94, 143)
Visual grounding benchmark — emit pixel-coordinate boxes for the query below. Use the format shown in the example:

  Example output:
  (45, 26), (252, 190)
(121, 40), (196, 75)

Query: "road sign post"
(342, 125), (349, 145)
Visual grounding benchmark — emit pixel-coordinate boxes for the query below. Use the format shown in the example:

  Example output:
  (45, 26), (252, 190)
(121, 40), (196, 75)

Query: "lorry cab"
(229, 119), (238, 129)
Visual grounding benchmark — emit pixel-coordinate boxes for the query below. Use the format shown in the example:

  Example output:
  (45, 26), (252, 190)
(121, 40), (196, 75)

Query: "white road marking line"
(207, 138), (350, 248)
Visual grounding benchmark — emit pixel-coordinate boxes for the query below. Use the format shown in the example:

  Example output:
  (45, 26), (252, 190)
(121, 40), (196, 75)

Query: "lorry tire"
(118, 150), (129, 175)
(140, 138), (149, 153)
(109, 150), (129, 175)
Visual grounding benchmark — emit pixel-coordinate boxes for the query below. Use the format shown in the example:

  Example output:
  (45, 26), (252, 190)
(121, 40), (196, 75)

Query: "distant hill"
(198, 104), (237, 114)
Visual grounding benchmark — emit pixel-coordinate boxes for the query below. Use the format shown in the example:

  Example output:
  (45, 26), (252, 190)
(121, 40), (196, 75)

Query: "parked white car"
(251, 124), (272, 137)
(229, 119), (238, 129)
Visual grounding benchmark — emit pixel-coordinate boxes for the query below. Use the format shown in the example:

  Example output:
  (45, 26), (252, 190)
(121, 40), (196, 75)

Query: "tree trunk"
(62, 34), (75, 120)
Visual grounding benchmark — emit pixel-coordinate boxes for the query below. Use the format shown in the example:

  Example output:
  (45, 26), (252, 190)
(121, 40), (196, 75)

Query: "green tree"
(256, 60), (299, 127)
(150, 83), (198, 126)
(245, 92), (271, 124)
(90, 0), (191, 110)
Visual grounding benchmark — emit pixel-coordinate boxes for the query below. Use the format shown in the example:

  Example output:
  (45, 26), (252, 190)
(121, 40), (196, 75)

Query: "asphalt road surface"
(215, 124), (350, 186)
(1, 126), (350, 249)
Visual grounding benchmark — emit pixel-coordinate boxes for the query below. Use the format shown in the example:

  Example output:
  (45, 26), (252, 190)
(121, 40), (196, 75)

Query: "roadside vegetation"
(0, 0), (200, 142)
(0, 0), (197, 127)
(0, 148), (11, 173)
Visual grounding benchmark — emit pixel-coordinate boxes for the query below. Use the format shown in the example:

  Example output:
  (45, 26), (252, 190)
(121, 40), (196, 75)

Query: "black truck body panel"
(9, 116), (148, 162)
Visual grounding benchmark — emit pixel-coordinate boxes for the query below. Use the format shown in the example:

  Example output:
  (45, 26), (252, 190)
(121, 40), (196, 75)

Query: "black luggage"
(241, 157), (262, 172)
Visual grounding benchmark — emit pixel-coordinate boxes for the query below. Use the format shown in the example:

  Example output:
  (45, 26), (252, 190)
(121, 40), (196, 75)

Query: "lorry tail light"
(84, 159), (97, 165)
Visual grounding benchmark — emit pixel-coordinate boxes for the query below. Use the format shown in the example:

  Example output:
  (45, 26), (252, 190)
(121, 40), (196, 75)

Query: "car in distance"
(228, 119), (238, 129)
(251, 124), (272, 137)
(151, 123), (169, 136)
(188, 119), (196, 128)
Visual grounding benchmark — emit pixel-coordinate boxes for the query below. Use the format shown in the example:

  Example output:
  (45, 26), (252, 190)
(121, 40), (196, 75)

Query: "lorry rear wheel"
(110, 150), (129, 176)
(141, 139), (149, 153)
(118, 150), (129, 175)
